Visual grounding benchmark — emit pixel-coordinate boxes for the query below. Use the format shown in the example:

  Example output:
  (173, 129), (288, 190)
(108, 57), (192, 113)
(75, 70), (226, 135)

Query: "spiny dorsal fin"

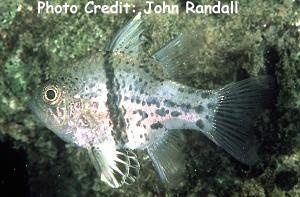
(147, 130), (186, 187)
(88, 142), (140, 188)
(107, 12), (146, 54)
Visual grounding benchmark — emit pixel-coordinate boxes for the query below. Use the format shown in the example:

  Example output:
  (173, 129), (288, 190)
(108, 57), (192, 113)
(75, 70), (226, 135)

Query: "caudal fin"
(207, 76), (276, 165)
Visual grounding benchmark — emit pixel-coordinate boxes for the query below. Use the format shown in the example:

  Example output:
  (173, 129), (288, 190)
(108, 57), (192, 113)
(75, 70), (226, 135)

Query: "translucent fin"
(147, 131), (185, 187)
(88, 143), (140, 188)
(152, 32), (203, 80)
(107, 12), (145, 54)
(207, 76), (275, 165)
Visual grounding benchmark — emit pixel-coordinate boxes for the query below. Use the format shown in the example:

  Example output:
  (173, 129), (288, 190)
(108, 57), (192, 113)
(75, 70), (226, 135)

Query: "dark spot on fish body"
(180, 103), (191, 112)
(196, 119), (205, 129)
(207, 103), (216, 110)
(150, 122), (163, 130)
(163, 99), (176, 107)
(135, 110), (149, 126)
(136, 98), (141, 104)
(146, 97), (160, 108)
(129, 85), (133, 91)
(194, 105), (204, 114)
(155, 108), (169, 117)
(137, 110), (148, 119)
(171, 111), (182, 117)
(205, 115), (213, 123)
(144, 133), (149, 141)
(140, 134), (143, 139)
(124, 96), (129, 101)
(142, 101), (146, 106)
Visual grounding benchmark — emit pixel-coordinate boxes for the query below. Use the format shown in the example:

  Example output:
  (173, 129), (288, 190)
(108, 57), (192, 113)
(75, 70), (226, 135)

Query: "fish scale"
(30, 13), (275, 188)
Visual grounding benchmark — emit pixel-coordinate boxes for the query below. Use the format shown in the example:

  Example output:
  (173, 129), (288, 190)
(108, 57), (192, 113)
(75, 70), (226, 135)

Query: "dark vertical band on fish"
(103, 51), (128, 145)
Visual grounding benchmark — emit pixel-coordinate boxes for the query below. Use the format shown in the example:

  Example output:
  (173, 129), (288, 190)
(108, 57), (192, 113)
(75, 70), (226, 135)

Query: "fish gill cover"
(0, 0), (299, 196)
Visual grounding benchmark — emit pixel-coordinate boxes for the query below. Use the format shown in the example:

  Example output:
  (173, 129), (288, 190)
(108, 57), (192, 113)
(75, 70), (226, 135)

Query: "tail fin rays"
(208, 76), (275, 165)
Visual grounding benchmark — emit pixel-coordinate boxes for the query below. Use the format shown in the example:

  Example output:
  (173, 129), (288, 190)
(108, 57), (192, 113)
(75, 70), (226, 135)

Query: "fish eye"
(43, 85), (61, 105)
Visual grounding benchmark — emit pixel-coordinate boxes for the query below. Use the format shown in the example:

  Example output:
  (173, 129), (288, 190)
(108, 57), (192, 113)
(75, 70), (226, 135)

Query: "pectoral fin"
(88, 143), (140, 188)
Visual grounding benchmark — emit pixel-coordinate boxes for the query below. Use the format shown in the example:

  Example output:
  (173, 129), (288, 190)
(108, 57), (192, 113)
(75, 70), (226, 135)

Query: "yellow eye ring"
(42, 85), (61, 105)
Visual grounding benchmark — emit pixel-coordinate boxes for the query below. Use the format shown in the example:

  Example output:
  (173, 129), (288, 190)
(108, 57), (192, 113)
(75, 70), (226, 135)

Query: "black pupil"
(46, 89), (56, 100)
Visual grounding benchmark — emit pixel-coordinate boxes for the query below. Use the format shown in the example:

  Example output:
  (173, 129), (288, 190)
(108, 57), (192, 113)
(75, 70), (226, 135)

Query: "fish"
(30, 13), (275, 188)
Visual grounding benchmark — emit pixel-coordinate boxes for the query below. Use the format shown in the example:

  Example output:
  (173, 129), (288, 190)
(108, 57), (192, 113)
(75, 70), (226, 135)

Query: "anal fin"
(147, 131), (186, 187)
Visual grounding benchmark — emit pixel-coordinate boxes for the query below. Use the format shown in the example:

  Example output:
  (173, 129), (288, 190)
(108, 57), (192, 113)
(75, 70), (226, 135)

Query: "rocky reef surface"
(0, 0), (299, 196)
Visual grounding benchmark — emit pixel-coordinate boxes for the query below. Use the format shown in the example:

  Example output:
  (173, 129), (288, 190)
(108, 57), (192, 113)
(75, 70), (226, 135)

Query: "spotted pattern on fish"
(163, 99), (176, 108)
(30, 14), (274, 188)
(171, 111), (182, 117)
(196, 119), (205, 129)
(134, 109), (148, 127)
(146, 97), (160, 108)
(179, 103), (191, 113)
(150, 122), (164, 130)
(155, 108), (169, 117)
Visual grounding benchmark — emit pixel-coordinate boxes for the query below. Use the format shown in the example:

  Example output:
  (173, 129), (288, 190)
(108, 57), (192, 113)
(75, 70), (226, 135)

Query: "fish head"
(30, 74), (82, 144)
(31, 55), (113, 147)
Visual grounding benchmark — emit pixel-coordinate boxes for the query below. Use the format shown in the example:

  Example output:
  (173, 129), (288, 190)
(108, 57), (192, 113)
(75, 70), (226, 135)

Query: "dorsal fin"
(106, 12), (146, 54)
(152, 32), (204, 80)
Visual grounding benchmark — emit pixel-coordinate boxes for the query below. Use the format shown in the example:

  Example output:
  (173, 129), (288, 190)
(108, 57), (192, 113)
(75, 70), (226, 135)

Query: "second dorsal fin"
(152, 32), (204, 80)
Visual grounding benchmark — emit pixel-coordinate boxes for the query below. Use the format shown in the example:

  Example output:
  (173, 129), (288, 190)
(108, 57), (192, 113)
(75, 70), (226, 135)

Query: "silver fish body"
(30, 14), (275, 188)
